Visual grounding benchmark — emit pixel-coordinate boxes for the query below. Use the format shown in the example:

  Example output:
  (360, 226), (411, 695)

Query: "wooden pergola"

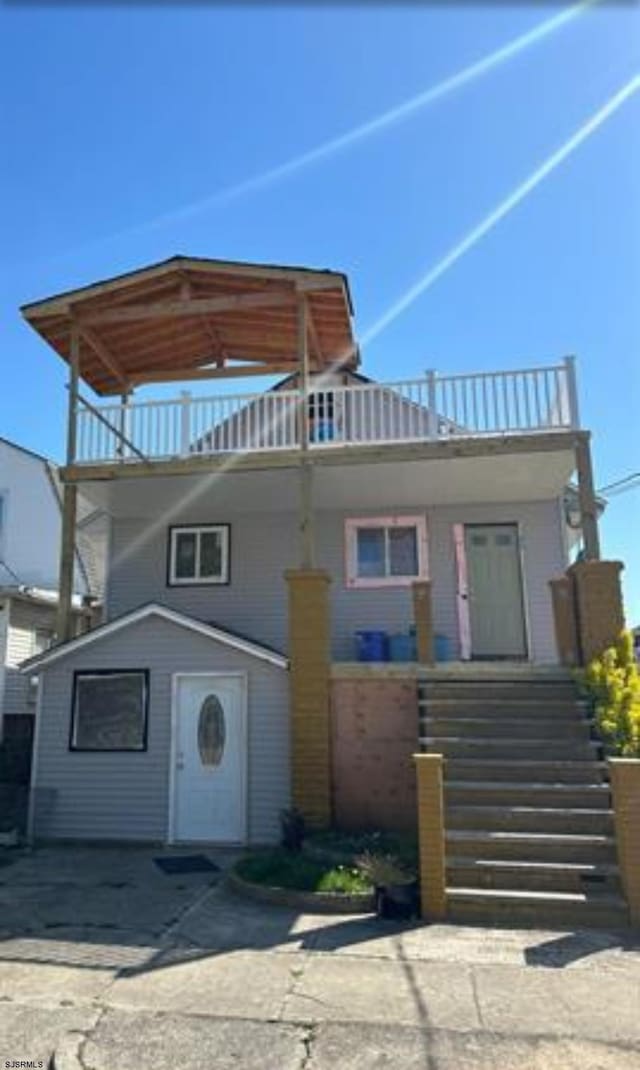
(21, 255), (358, 395)
(21, 256), (358, 640)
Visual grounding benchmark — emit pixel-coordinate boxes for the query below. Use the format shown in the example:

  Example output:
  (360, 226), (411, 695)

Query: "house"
(0, 436), (107, 735)
(19, 255), (607, 855)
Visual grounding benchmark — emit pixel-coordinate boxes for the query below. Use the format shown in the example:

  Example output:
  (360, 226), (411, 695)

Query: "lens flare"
(361, 73), (640, 348)
(45, 0), (595, 267)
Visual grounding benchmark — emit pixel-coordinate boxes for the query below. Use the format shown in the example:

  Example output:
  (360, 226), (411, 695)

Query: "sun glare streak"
(47, 0), (594, 268)
(361, 73), (640, 348)
(144, 1), (594, 229)
(110, 71), (639, 570)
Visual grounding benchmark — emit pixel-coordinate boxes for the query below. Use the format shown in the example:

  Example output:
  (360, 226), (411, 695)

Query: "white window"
(168, 525), (230, 586)
(345, 515), (428, 589)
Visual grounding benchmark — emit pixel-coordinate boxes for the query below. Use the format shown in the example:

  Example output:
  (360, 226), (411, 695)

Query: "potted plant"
(356, 851), (418, 920)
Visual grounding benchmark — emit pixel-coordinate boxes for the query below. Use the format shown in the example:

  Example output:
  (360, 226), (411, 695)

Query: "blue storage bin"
(355, 630), (389, 662)
(389, 633), (417, 662)
(434, 633), (452, 662)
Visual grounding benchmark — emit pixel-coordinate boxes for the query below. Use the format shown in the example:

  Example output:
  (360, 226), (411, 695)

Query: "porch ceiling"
(79, 448), (576, 517)
(21, 256), (357, 396)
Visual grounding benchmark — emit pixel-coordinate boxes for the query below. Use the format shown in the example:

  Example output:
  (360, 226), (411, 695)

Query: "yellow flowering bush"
(581, 631), (640, 757)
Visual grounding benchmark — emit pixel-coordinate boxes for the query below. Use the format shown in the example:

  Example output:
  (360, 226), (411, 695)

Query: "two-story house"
(19, 256), (605, 863)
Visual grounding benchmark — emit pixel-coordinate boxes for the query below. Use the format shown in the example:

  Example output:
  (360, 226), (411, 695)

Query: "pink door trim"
(453, 524), (471, 661)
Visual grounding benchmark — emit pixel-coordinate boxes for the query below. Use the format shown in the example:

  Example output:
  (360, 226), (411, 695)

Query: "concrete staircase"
(418, 672), (629, 928)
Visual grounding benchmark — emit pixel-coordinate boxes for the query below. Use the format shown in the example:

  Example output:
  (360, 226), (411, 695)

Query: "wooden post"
(575, 434), (600, 561)
(413, 580), (434, 664)
(297, 293), (314, 569)
(414, 753), (447, 920)
(56, 327), (80, 643)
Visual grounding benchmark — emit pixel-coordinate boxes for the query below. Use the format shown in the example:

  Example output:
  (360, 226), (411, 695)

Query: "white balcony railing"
(74, 359), (579, 465)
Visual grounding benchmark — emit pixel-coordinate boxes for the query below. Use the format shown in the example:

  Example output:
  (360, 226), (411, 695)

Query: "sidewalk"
(0, 846), (637, 1068)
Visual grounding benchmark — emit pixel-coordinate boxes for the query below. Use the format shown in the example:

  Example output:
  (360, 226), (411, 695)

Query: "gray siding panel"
(107, 500), (563, 663)
(34, 616), (289, 844)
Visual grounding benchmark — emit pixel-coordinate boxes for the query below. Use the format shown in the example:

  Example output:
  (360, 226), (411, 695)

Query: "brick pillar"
(608, 759), (640, 927)
(569, 560), (625, 665)
(285, 570), (332, 827)
(549, 577), (579, 666)
(414, 753), (446, 920)
(413, 581), (434, 665)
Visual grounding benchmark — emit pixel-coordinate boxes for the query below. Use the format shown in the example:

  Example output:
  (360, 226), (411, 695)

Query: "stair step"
(444, 759), (607, 784)
(447, 805), (613, 835)
(447, 829), (617, 864)
(421, 737), (600, 760)
(424, 717), (590, 740)
(445, 782), (611, 809)
(447, 857), (621, 894)
(447, 887), (629, 929)
(418, 682), (579, 703)
(419, 698), (589, 719)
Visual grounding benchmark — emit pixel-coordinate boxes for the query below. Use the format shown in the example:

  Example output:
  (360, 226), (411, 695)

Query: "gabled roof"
(21, 602), (288, 672)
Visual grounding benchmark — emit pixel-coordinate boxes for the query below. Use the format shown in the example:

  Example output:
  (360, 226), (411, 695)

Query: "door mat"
(154, 854), (220, 875)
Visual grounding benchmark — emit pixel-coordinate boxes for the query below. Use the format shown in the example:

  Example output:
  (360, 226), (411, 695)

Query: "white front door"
(464, 524), (527, 659)
(172, 674), (246, 843)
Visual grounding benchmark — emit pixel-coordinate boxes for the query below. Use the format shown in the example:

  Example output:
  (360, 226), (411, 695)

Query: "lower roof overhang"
(70, 431), (581, 517)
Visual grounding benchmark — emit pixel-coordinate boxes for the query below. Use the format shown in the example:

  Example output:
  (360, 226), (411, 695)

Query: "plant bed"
(228, 849), (375, 914)
(304, 829), (418, 869)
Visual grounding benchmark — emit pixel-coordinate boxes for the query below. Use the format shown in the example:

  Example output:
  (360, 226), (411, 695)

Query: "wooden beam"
(73, 321), (129, 390)
(575, 435), (601, 560)
(80, 290), (297, 325)
(60, 430), (578, 484)
(297, 294), (315, 569)
(55, 482), (77, 643)
(127, 361), (300, 386)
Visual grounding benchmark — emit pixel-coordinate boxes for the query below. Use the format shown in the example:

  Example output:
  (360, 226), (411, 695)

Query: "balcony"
(73, 360), (578, 467)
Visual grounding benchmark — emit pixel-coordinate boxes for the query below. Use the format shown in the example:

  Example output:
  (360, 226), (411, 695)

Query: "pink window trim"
(344, 515), (429, 590)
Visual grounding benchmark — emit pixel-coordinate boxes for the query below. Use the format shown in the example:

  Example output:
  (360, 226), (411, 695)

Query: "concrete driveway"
(0, 845), (638, 1069)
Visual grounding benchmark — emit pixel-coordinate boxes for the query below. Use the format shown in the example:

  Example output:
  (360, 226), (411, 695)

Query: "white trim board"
(21, 603), (288, 673)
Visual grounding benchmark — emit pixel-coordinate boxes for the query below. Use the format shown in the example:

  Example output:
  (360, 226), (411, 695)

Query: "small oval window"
(198, 695), (225, 768)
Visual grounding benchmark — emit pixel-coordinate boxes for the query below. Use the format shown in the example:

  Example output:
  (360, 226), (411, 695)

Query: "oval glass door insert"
(198, 694), (226, 768)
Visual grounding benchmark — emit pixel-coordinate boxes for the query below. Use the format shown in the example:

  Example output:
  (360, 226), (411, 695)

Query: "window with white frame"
(168, 525), (230, 586)
(345, 515), (428, 588)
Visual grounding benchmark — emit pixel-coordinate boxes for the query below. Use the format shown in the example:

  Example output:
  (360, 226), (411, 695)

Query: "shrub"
(581, 631), (640, 757)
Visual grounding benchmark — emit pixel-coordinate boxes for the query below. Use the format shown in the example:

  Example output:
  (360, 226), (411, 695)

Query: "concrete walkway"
(0, 845), (637, 1068)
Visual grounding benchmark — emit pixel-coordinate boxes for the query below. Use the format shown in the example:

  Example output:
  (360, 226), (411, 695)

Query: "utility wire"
(598, 473), (640, 497)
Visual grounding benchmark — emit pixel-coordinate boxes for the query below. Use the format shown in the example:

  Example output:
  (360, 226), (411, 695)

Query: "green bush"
(581, 631), (640, 757)
(235, 849), (371, 894)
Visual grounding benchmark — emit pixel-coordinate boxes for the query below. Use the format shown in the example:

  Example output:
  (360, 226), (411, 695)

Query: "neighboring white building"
(0, 436), (104, 736)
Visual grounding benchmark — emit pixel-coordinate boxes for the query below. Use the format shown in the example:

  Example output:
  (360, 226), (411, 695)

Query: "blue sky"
(1, 3), (638, 619)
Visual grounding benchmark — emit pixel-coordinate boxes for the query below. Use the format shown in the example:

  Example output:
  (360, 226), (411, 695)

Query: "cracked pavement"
(0, 845), (638, 1069)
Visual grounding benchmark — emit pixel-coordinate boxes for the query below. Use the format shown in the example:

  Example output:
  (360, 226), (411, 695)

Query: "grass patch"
(235, 849), (372, 894)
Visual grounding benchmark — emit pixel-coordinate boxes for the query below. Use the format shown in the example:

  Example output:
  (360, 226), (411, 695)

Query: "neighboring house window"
(168, 525), (230, 586)
(345, 515), (428, 588)
(70, 670), (149, 751)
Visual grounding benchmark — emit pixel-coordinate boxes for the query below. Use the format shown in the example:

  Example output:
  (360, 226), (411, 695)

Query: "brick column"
(285, 569), (332, 827)
(608, 759), (640, 927)
(569, 560), (625, 665)
(413, 581), (434, 665)
(414, 753), (446, 920)
(549, 576), (579, 666)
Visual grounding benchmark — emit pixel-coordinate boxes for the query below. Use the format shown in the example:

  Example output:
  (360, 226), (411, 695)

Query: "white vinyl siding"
(3, 601), (57, 718)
